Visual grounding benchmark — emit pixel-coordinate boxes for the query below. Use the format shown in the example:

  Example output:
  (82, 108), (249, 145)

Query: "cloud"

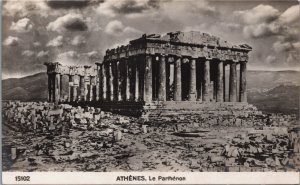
(96, 0), (158, 17)
(235, 4), (298, 39)
(3, 1), (49, 17)
(33, 41), (41, 47)
(273, 41), (296, 53)
(46, 0), (90, 9)
(56, 51), (80, 65)
(3, 36), (20, 46)
(47, 13), (88, 33)
(279, 5), (300, 24)
(85, 51), (102, 61)
(71, 35), (86, 46)
(104, 20), (141, 35)
(58, 51), (79, 59)
(265, 55), (276, 64)
(234, 4), (280, 24)
(47, 35), (63, 47)
(37, 50), (49, 58)
(10, 18), (34, 33)
(55, 50), (103, 65)
(21, 50), (35, 57)
(86, 17), (102, 31)
(243, 22), (284, 38)
(188, 0), (216, 15)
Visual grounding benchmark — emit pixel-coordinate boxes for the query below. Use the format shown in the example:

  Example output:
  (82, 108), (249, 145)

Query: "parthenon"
(45, 31), (252, 114)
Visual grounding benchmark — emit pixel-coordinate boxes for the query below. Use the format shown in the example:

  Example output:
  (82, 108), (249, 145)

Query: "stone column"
(126, 59), (131, 101)
(109, 62), (114, 101)
(83, 66), (90, 101)
(79, 75), (85, 101)
(202, 60), (210, 102)
(158, 55), (166, 101)
(120, 60), (126, 101)
(48, 74), (52, 102)
(117, 61), (122, 101)
(90, 76), (96, 101)
(129, 59), (135, 101)
(73, 75), (78, 101)
(95, 64), (101, 101)
(112, 61), (118, 101)
(189, 58), (197, 101)
(135, 59), (140, 101)
(174, 57), (182, 101)
(229, 62), (237, 102)
(60, 74), (63, 102)
(54, 73), (60, 103)
(144, 55), (153, 102)
(84, 76), (89, 101)
(223, 63), (226, 102)
(102, 64), (107, 101)
(216, 61), (224, 102)
(68, 75), (74, 102)
(239, 61), (247, 102)
(95, 77), (100, 101)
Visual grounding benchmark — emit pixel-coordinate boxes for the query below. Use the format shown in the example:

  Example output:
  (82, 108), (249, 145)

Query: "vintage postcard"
(1, 0), (300, 184)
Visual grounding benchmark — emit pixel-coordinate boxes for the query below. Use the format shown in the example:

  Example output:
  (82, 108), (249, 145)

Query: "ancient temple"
(45, 31), (252, 115)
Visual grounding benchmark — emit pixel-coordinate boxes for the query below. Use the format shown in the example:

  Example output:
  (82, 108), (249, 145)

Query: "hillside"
(248, 85), (299, 116)
(2, 72), (48, 101)
(2, 70), (300, 115)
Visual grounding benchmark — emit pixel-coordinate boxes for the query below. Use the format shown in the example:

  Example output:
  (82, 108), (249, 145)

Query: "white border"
(2, 172), (300, 184)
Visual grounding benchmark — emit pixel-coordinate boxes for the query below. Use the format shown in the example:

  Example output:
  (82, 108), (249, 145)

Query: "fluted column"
(144, 55), (153, 102)
(95, 64), (101, 101)
(189, 58), (197, 101)
(48, 74), (52, 102)
(229, 62), (237, 102)
(117, 61), (122, 101)
(90, 76), (96, 101)
(112, 61), (119, 101)
(60, 74), (63, 102)
(135, 58), (140, 101)
(79, 75), (85, 101)
(109, 62), (114, 101)
(216, 61), (224, 102)
(83, 66), (90, 101)
(102, 64), (107, 101)
(239, 61), (247, 102)
(202, 60), (210, 102)
(126, 59), (131, 101)
(84, 76), (89, 101)
(223, 63), (226, 102)
(158, 55), (166, 101)
(174, 57), (182, 101)
(54, 73), (60, 103)
(68, 75), (74, 102)
(73, 75), (78, 101)
(120, 60), (126, 101)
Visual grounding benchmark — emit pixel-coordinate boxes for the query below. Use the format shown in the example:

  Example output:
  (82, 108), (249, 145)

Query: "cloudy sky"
(2, 0), (300, 79)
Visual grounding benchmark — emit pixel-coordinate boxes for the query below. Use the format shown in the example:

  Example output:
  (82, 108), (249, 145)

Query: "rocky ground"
(2, 101), (300, 172)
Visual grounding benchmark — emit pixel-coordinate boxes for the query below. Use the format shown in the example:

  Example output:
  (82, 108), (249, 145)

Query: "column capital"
(204, 57), (213, 61)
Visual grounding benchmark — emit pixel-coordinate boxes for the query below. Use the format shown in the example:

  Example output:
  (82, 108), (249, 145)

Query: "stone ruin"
(44, 31), (256, 119)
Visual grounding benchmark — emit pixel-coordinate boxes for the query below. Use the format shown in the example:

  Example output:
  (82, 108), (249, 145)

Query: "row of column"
(48, 73), (97, 103)
(47, 55), (247, 104)
(95, 55), (247, 103)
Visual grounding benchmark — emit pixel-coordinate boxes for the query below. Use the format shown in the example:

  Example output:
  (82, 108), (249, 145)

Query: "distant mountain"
(247, 70), (300, 92)
(2, 70), (299, 116)
(248, 85), (299, 116)
(2, 72), (48, 101)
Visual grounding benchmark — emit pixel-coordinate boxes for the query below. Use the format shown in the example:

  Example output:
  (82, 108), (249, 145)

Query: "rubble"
(2, 101), (299, 172)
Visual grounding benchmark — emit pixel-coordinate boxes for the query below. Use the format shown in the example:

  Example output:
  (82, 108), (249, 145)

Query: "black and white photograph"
(1, 0), (300, 175)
